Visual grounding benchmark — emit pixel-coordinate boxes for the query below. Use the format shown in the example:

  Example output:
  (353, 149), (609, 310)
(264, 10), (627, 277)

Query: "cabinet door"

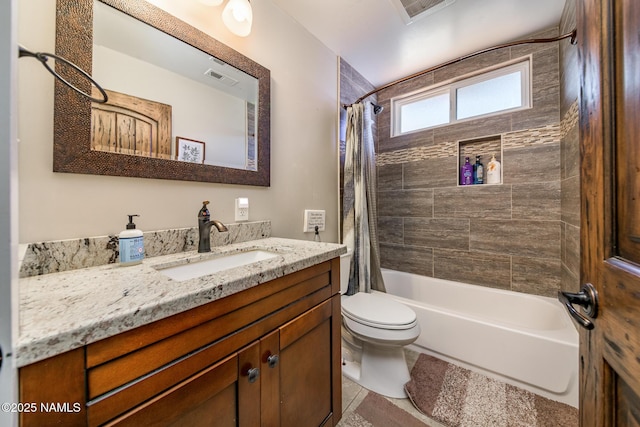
(238, 341), (261, 427)
(260, 330), (281, 427)
(278, 298), (338, 427)
(105, 351), (250, 427)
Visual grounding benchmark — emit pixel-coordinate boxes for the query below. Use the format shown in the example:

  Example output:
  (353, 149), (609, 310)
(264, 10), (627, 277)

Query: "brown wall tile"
(564, 222), (580, 278)
(512, 93), (560, 132)
(405, 218), (470, 250)
(378, 189), (433, 217)
(512, 181), (561, 220)
(378, 125), (435, 153)
(530, 46), (560, 100)
(561, 124), (579, 179)
(434, 49), (511, 83)
(434, 249), (511, 290)
(340, 60), (376, 105)
(378, 164), (403, 191)
(470, 219), (560, 258)
(561, 263), (580, 293)
(515, 45), (561, 132)
(380, 243), (433, 277)
(512, 256), (561, 297)
(433, 114), (512, 144)
(502, 143), (561, 184)
(404, 157), (458, 189)
(560, 0), (578, 117)
(561, 175), (580, 227)
(378, 217), (404, 244)
(434, 185), (512, 219)
(558, 0), (580, 301)
(377, 72), (435, 103)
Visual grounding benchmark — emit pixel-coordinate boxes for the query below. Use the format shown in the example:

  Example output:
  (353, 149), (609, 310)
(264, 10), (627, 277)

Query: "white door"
(0, 0), (19, 425)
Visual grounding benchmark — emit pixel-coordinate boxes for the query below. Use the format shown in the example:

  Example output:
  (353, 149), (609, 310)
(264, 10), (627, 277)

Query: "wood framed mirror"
(54, 0), (270, 186)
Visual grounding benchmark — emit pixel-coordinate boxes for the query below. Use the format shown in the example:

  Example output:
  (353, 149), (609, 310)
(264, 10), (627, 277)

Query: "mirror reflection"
(93, 1), (258, 170)
(54, 0), (270, 186)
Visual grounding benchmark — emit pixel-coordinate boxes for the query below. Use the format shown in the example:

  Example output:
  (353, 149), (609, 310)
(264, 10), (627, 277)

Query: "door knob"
(558, 283), (598, 330)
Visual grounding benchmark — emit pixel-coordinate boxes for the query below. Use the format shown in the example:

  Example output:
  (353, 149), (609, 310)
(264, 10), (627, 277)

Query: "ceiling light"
(222, 0), (253, 37)
(198, 0), (224, 6)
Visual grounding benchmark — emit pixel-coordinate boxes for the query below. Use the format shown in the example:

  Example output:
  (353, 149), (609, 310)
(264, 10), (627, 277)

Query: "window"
(399, 90), (449, 133)
(391, 58), (531, 136)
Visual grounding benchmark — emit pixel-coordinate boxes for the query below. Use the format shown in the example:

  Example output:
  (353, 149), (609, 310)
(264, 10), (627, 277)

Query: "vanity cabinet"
(19, 258), (342, 427)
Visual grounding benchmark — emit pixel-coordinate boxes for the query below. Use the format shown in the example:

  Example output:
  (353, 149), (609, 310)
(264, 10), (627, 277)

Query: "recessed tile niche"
(457, 135), (503, 186)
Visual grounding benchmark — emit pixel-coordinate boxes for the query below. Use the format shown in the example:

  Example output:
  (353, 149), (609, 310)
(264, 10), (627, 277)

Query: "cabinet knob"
(247, 367), (260, 383)
(267, 354), (279, 368)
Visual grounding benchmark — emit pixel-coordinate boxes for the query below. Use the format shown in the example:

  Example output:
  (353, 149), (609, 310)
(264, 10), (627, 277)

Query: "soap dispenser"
(119, 214), (144, 266)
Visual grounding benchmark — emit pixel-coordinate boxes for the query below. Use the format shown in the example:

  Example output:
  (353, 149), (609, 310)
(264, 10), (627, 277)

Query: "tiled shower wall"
(339, 21), (581, 298)
(559, 0), (580, 294)
(375, 27), (567, 297)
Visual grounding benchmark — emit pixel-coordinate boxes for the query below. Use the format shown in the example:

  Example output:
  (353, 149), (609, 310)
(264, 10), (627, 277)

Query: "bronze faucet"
(198, 201), (228, 253)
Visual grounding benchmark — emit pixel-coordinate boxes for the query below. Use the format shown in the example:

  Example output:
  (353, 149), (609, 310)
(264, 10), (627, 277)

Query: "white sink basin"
(156, 250), (280, 281)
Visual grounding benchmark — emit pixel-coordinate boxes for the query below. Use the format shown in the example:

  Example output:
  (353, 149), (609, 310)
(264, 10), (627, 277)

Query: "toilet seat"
(341, 292), (418, 330)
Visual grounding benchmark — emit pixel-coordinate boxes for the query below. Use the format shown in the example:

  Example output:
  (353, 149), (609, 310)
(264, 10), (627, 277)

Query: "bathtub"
(377, 269), (579, 408)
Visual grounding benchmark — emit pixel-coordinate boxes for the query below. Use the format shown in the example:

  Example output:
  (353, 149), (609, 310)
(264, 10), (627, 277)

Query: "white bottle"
(119, 214), (144, 266)
(486, 154), (501, 184)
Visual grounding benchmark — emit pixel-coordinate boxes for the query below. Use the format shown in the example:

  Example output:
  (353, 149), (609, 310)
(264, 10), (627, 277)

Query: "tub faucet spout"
(198, 201), (228, 253)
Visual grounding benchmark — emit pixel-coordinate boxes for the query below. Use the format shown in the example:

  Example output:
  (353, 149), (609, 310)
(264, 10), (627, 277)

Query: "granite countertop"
(17, 237), (346, 367)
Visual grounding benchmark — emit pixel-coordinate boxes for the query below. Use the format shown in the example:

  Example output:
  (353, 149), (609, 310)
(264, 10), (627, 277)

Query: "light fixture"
(222, 0), (253, 37)
(198, 0), (253, 37)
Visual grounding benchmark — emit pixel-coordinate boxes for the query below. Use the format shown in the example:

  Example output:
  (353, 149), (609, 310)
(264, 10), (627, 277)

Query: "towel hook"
(18, 45), (108, 104)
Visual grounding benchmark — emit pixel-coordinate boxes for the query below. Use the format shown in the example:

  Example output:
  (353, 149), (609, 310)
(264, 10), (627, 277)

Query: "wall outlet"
(235, 198), (249, 221)
(303, 209), (325, 233)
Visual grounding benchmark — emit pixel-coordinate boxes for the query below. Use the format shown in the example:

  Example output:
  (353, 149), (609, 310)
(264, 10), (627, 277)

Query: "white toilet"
(340, 251), (421, 398)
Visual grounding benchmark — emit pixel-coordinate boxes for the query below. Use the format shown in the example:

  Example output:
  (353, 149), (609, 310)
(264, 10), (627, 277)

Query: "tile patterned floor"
(337, 349), (447, 427)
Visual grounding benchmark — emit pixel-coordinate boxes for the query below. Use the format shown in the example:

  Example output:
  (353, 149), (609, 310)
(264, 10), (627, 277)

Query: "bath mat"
(404, 354), (578, 427)
(340, 392), (426, 427)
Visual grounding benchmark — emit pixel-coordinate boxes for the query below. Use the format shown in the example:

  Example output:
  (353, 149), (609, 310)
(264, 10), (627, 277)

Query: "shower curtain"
(342, 102), (385, 295)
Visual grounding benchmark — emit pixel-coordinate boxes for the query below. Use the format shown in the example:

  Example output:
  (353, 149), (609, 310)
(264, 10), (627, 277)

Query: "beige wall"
(17, 0), (339, 244)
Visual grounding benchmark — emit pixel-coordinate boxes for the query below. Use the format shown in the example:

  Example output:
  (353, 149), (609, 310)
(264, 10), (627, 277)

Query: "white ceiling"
(271, 0), (566, 87)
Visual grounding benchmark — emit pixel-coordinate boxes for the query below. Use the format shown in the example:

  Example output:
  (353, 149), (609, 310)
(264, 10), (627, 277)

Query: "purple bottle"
(460, 157), (473, 185)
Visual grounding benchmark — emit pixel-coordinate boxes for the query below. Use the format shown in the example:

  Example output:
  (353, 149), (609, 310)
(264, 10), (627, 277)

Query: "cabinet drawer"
(86, 261), (333, 368)
(87, 275), (333, 424)
(104, 354), (239, 426)
(87, 265), (331, 400)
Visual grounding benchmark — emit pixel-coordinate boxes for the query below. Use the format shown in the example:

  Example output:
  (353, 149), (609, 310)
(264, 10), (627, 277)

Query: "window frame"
(391, 56), (532, 137)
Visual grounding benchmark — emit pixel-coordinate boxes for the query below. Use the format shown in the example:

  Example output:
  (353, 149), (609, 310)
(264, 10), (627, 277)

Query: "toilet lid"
(342, 292), (417, 330)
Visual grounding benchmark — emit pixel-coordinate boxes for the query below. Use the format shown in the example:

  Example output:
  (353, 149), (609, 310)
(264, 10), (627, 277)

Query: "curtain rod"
(349, 28), (577, 106)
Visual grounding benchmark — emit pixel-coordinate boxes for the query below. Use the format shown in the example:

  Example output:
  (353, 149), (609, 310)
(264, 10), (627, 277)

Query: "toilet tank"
(340, 250), (353, 294)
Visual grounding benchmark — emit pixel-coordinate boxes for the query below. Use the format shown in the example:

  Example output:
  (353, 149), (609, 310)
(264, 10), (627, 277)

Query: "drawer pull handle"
(247, 367), (260, 383)
(267, 354), (279, 368)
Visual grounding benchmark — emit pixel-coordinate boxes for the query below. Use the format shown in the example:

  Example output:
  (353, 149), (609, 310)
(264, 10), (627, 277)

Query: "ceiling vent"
(204, 68), (239, 86)
(390, 0), (456, 25)
(209, 56), (228, 67)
